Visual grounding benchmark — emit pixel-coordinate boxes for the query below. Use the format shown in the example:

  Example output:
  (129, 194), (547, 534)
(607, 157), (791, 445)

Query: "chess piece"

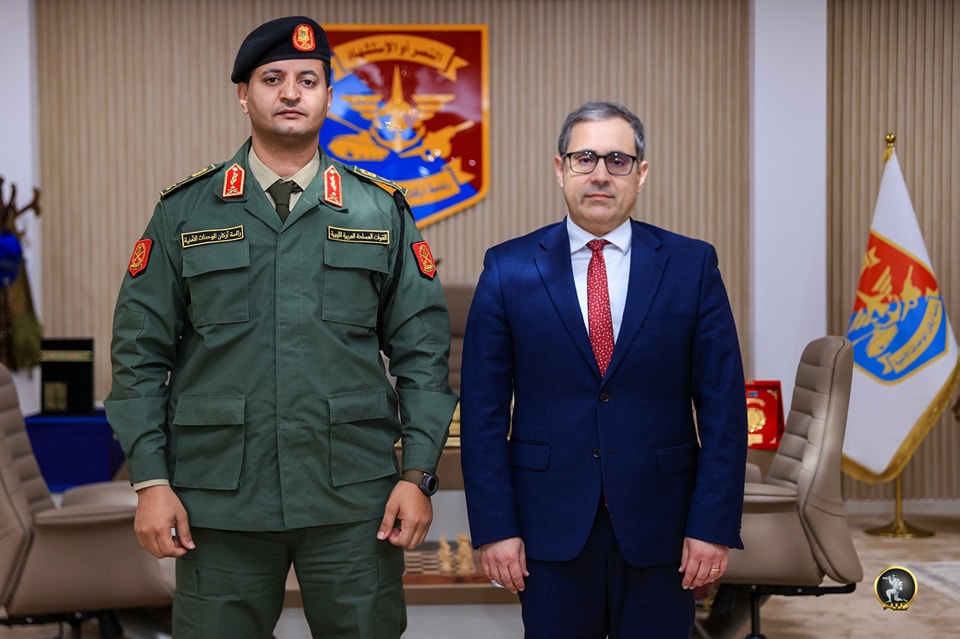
(438, 536), (454, 572)
(455, 533), (475, 574)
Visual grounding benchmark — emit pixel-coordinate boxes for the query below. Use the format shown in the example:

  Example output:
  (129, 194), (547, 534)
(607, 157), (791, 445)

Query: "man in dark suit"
(460, 101), (747, 638)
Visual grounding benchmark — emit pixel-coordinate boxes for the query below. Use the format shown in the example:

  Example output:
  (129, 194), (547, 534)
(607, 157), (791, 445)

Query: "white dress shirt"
(567, 217), (632, 341)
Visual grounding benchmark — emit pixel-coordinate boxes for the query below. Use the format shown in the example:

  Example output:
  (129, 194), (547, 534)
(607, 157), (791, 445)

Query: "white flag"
(842, 149), (959, 483)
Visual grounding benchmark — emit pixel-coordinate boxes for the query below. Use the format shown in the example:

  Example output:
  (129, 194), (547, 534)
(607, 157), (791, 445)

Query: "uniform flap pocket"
(172, 395), (245, 490)
(173, 395), (246, 426)
(328, 389), (389, 424)
(323, 239), (389, 274)
(508, 440), (551, 470)
(182, 239), (250, 277)
(656, 440), (699, 476)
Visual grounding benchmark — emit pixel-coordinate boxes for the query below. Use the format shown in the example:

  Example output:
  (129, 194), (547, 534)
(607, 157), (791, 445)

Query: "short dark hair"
(557, 101), (646, 161)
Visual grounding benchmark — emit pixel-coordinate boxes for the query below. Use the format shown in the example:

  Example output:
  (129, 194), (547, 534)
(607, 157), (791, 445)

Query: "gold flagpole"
(866, 470), (933, 538)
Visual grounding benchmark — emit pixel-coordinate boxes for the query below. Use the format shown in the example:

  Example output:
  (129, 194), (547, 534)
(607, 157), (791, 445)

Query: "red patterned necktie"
(587, 239), (614, 376)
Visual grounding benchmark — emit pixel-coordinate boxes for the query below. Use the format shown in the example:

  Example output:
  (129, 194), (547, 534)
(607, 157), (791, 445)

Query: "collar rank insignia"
(324, 165), (343, 208)
(411, 241), (437, 280)
(222, 163), (246, 198)
(128, 238), (152, 278)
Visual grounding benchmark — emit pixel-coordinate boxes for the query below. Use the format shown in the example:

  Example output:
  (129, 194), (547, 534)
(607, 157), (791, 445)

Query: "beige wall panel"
(828, 0), (960, 500)
(35, 0), (960, 501)
(37, 0), (750, 411)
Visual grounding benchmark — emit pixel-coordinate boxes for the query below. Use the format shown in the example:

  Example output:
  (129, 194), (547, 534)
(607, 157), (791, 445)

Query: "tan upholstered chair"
(443, 282), (474, 397)
(380, 282), (472, 396)
(0, 363), (174, 639)
(697, 336), (863, 639)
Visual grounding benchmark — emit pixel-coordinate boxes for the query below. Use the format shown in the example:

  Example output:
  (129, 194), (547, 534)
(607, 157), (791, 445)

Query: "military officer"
(104, 16), (458, 639)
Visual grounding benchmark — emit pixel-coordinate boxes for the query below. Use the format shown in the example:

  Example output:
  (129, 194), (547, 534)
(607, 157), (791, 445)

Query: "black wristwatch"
(400, 469), (439, 496)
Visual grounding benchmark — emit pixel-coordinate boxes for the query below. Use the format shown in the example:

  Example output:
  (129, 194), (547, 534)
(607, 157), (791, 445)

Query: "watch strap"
(400, 469), (427, 486)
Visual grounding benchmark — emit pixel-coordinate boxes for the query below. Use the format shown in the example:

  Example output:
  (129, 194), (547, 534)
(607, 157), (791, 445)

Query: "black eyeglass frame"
(563, 150), (639, 176)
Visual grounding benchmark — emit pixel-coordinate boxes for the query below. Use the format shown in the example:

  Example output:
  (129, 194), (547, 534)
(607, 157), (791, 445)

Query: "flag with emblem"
(842, 143), (960, 483)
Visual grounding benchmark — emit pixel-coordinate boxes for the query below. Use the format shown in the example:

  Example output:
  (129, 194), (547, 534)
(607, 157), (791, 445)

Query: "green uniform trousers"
(173, 519), (406, 639)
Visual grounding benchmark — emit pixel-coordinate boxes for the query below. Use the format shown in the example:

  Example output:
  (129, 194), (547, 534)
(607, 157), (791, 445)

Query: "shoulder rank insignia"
(160, 163), (222, 200)
(411, 241), (437, 280)
(347, 165), (408, 197)
(323, 165), (343, 208)
(127, 238), (152, 277)
(222, 163), (246, 198)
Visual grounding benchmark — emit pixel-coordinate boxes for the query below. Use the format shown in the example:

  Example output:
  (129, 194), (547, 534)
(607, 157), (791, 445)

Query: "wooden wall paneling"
(37, 0), (749, 457)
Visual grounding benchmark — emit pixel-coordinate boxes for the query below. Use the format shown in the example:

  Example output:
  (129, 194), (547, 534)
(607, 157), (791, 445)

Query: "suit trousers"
(518, 503), (695, 639)
(173, 519), (406, 639)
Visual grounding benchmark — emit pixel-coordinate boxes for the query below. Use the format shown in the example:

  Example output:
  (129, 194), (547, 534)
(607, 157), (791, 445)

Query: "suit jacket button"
(599, 393), (610, 403)
(593, 448), (601, 458)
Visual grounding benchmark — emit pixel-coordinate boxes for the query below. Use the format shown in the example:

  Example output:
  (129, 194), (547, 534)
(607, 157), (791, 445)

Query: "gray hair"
(557, 101), (646, 161)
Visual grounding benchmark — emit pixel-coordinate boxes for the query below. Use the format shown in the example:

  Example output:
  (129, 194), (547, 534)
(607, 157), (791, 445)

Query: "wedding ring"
(490, 579), (504, 588)
(709, 567), (720, 572)
(170, 527), (179, 538)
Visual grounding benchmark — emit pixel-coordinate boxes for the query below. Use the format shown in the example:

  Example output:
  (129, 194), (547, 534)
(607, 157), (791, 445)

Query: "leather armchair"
(0, 364), (174, 639)
(696, 336), (863, 639)
(443, 282), (474, 397)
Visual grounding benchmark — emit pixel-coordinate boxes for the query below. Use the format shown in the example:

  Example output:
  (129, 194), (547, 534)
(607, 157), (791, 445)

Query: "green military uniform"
(106, 139), (457, 527)
(104, 140), (458, 637)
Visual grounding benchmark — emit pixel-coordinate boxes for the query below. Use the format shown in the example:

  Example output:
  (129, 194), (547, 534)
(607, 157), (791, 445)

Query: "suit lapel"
(605, 220), (667, 379)
(533, 223), (598, 373)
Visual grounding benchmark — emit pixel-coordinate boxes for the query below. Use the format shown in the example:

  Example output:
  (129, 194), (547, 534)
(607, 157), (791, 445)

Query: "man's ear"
(637, 160), (650, 192)
(554, 155), (565, 188)
(237, 83), (249, 113)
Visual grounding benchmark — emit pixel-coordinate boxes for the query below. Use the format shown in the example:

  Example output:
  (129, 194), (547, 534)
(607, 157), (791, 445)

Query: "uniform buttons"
(599, 393), (610, 403)
(592, 448), (601, 458)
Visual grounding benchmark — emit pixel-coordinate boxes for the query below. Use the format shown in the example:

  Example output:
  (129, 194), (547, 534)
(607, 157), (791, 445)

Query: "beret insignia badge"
(293, 24), (316, 52)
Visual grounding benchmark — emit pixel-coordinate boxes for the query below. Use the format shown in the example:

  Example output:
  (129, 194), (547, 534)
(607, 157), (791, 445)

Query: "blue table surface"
(25, 409), (107, 424)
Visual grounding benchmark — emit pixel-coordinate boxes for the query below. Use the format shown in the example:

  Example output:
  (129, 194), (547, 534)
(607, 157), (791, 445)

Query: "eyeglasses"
(564, 151), (638, 176)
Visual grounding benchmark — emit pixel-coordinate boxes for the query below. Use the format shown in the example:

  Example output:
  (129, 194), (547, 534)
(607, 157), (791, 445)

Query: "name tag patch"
(181, 225), (245, 248)
(327, 227), (390, 245)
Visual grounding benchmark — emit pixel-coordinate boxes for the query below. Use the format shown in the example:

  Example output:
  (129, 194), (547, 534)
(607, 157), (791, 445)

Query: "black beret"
(231, 16), (331, 84)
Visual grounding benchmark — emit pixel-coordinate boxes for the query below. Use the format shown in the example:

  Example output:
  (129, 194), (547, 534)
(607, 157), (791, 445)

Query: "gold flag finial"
(883, 133), (896, 162)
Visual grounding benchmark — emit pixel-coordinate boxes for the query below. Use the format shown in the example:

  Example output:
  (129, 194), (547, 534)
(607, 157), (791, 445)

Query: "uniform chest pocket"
(182, 240), (250, 326)
(322, 240), (389, 328)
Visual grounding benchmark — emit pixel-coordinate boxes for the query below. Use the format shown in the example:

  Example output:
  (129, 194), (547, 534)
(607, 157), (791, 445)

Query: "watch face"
(422, 473), (439, 495)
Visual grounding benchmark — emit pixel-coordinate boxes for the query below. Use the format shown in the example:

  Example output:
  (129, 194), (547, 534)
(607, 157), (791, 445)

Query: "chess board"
(403, 542), (489, 585)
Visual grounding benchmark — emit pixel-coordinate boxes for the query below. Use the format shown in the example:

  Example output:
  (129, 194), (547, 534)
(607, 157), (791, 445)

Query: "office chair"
(442, 282), (474, 397)
(697, 335), (863, 639)
(0, 363), (174, 639)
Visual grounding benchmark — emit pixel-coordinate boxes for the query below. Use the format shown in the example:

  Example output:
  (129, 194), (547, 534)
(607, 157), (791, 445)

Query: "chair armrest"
(34, 502), (136, 526)
(744, 462), (763, 483)
(8, 502), (173, 616)
(742, 482), (799, 513)
(61, 479), (137, 507)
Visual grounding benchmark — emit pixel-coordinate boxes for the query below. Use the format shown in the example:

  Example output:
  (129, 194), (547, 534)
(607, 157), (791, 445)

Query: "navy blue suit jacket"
(460, 219), (747, 567)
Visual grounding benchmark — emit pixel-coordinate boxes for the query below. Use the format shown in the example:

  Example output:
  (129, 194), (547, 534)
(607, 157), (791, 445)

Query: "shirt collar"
(247, 147), (320, 193)
(566, 217), (633, 254)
